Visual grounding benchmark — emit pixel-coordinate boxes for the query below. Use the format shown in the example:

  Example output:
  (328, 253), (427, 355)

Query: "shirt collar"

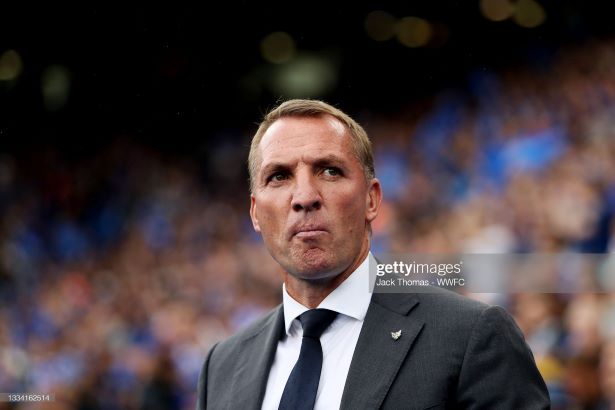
(282, 252), (374, 335)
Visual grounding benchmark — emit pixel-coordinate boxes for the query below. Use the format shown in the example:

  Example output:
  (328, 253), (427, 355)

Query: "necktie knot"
(299, 309), (338, 339)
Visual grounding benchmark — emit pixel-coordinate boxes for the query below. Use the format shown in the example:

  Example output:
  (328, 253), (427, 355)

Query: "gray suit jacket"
(197, 288), (550, 409)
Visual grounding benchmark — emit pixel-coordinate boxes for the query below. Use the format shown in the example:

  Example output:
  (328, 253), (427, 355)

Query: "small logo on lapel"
(391, 329), (402, 340)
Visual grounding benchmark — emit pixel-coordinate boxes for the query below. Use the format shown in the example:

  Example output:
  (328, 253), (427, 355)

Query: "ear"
(249, 194), (261, 232)
(365, 178), (382, 223)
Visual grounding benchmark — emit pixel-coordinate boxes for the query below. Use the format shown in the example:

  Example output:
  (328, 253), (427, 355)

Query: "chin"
(286, 249), (344, 280)
(294, 267), (340, 282)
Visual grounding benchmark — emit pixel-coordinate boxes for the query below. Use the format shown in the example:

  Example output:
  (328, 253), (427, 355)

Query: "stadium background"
(1, 2), (615, 409)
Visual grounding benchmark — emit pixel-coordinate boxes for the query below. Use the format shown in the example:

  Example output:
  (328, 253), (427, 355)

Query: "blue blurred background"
(1, 2), (615, 409)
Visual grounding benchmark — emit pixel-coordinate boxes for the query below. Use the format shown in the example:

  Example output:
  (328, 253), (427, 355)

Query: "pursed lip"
(290, 224), (328, 239)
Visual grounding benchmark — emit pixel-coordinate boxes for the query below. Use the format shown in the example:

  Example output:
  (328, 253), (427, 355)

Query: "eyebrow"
(260, 154), (349, 178)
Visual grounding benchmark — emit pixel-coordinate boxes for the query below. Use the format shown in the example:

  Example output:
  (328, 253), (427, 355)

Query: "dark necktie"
(278, 309), (339, 410)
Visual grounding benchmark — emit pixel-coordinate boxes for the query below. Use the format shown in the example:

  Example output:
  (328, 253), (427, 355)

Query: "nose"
(291, 171), (322, 212)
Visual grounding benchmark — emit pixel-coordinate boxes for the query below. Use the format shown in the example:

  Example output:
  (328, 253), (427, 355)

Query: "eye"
(322, 167), (342, 177)
(268, 172), (289, 183)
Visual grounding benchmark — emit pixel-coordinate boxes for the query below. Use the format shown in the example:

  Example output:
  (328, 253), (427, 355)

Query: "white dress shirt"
(261, 253), (374, 410)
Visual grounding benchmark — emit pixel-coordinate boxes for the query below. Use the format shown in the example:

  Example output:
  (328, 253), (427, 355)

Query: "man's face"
(250, 115), (381, 282)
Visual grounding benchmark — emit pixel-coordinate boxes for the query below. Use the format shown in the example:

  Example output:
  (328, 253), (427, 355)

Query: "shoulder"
(373, 287), (490, 320)
(415, 289), (520, 337)
(415, 286), (487, 308)
(208, 305), (283, 361)
(370, 288), (512, 340)
(417, 288), (520, 329)
(415, 287), (491, 318)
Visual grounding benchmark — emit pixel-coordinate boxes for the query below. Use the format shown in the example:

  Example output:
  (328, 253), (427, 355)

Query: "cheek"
(334, 187), (368, 224)
(255, 197), (287, 236)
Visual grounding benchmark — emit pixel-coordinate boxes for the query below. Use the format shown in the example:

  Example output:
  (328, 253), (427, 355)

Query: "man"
(196, 99), (550, 409)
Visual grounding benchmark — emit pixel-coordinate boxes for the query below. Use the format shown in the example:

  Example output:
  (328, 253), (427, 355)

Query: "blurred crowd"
(1, 39), (615, 409)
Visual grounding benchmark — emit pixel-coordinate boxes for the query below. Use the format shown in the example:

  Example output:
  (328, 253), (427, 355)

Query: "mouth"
(291, 224), (328, 239)
(294, 230), (328, 239)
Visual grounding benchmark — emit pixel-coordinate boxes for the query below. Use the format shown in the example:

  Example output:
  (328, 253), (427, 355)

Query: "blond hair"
(248, 99), (375, 191)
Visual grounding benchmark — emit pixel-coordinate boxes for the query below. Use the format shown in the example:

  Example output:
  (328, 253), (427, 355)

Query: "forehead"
(258, 115), (353, 166)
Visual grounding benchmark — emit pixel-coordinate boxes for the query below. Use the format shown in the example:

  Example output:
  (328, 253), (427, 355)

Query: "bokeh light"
(0, 49), (23, 81)
(260, 31), (296, 64)
(365, 11), (397, 41)
(270, 53), (337, 98)
(41, 65), (71, 111)
(480, 0), (515, 22)
(513, 0), (546, 28)
(396, 17), (432, 48)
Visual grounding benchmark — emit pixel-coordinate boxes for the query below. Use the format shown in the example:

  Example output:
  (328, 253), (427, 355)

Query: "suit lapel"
(228, 305), (285, 410)
(340, 293), (424, 410)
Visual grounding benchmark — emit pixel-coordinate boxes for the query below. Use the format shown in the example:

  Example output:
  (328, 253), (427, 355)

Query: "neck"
(284, 241), (369, 309)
